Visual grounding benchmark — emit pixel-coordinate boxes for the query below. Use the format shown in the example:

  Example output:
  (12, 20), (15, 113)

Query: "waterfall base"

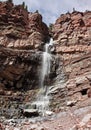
(32, 88), (50, 116)
(32, 38), (54, 116)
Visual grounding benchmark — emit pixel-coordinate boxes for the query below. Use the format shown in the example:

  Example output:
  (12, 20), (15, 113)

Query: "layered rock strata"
(0, 1), (52, 118)
(0, 0), (91, 120)
(0, 1), (49, 49)
(51, 11), (91, 110)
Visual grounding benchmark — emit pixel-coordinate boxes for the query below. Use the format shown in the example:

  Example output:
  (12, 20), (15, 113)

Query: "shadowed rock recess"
(0, 1), (91, 129)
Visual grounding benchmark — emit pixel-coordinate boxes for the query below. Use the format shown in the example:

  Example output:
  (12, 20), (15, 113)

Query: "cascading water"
(40, 41), (52, 89)
(32, 38), (53, 116)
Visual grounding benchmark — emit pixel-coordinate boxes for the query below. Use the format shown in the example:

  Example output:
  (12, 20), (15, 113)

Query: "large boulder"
(23, 109), (39, 117)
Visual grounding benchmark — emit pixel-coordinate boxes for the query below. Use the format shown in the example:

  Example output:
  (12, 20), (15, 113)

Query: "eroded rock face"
(0, 46), (59, 118)
(53, 11), (91, 46)
(51, 11), (91, 111)
(0, 1), (51, 118)
(0, 48), (41, 90)
(0, 47), (58, 91)
(0, 1), (49, 50)
(0, 0), (91, 121)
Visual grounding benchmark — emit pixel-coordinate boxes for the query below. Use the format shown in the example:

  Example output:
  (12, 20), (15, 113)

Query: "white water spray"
(41, 43), (51, 88)
(33, 38), (53, 116)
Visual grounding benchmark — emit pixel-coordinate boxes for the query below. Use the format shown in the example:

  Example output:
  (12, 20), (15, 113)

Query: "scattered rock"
(45, 111), (54, 116)
(67, 100), (77, 107)
(23, 109), (39, 117)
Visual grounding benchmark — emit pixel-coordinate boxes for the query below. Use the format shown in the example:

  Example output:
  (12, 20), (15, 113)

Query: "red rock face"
(51, 11), (91, 111)
(0, 1), (28, 40)
(0, 1), (91, 124)
(0, 1), (49, 49)
(53, 11), (91, 46)
(0, 1), (50, 119)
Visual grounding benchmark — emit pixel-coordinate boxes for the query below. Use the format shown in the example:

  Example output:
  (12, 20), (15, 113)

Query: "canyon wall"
(51, 10), (91, 110)
(0, 1), (57, 118)
(0, 1), (49, 49)
(0, 1), (91, 118)
(0, 1), (52, 91)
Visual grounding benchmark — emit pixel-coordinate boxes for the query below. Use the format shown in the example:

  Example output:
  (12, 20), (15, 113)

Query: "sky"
(1, 0), (91, 25)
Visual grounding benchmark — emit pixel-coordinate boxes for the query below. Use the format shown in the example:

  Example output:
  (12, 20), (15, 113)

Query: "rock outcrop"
(0, 1), (49, 49)
(0, 1), (91, 124)
(53, 11), (91, 46)
(51, 10), (91, 111)
(0, 1), (53, 90)
(0, 1), (52, 119)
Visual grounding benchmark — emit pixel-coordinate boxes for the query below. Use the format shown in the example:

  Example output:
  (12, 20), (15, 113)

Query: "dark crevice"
(80, 88), (88, 95)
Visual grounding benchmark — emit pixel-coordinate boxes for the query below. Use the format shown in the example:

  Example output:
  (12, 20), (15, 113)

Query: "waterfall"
(32, 38), (53, 116)
(40, 40), (52, 89)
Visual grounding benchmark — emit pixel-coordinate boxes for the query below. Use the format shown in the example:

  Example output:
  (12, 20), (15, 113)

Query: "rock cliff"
(0, 1), (57, 119)
(0, 1), (91, 125)
(51, 10), (91, 111)
(53, 11), (91, 45)
(0, 1), (66, 92)
(0, 1), (51, 91)
(0, 1), (49, 49)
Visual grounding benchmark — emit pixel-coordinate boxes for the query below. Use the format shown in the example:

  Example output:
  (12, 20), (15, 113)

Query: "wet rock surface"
(0, 47), (59, 118)
(0, 1), (64, 120)
(0, 106), (91, 130)
(0, 47), (58, 90)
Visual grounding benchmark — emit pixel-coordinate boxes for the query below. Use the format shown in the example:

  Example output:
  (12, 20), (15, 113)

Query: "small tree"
(22, 1), (25, 9)
(35, 10), (39, 13)
(7, 0), (13, 3)
(22, 2), (28, 11)
(73, 8), (75, 12)
(25, 5), (28, 11)
(49, 23), (53, 31)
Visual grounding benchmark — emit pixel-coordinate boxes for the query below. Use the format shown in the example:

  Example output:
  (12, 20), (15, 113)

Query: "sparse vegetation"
(22, 1), (25, 9)
(22, 1), (28, 11)
(25, 5), (28, 11)
(7, 0), (13, 3)
(49, 23), (53, 31)
(73, 7), (75, 12)
(35, 10), (39, 13)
